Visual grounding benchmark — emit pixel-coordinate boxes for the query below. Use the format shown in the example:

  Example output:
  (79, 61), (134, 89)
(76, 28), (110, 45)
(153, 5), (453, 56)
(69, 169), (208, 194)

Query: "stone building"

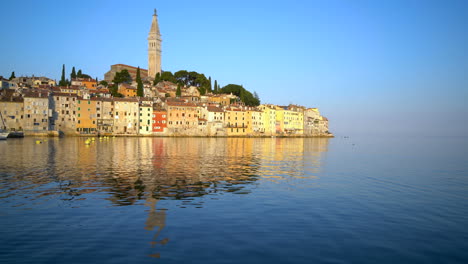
(148, 9), (162, 79)
(96, 98), (114, 134)
(51, 92), (78, 134)
(0, 90), (24, 131)
(23, 91), (50, 133)
(104, 64), (148, 83)
(113, 98), (139, 134)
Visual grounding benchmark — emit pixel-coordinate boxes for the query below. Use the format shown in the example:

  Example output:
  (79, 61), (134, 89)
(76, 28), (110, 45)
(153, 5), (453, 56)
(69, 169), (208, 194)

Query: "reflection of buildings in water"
(254, 138), (330, 183)
(144, 197), (168, 258)
(1, 137), (329, 259)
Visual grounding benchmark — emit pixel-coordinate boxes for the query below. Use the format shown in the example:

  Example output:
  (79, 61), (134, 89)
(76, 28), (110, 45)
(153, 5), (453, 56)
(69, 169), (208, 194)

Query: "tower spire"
(148, 9), (162, 79)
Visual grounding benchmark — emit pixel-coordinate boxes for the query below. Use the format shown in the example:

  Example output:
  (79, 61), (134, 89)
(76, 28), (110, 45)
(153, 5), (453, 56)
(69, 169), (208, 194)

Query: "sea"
(1, 136), (467, 263)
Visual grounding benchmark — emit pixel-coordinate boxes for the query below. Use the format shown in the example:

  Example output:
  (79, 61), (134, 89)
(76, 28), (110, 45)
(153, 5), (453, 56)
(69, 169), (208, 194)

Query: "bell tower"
(148, 9), (162, 79)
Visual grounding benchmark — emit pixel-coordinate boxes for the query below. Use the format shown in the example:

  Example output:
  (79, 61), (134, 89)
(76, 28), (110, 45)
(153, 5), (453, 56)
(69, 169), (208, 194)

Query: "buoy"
(35, 140), (42, 144)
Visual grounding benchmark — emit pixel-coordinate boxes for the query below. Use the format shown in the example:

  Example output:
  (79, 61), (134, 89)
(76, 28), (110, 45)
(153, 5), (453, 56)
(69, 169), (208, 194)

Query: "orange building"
(166, 102), (199, 130)
(71, 78), (98, 89)
(118, 83), (137, 97)
(76, 97), (98, 134)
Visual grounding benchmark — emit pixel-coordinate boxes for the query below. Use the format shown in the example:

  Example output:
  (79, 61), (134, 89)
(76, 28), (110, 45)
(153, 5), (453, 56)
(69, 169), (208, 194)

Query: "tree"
(214, 80), (218, 93)
(136, 67), (143, 97)
(59, 64), (67, 86)
(208, 76), (212, 93)
(71, 67), (76, 80)
(176, 84), (182, 97)
(112, 69), (132, 84)
(8, 71), (15, 80)
(219, 84), (260, 106)
(77, 69), (83, 78)
(99, 80), (108, 87)
(153, 72), (161, 85)
(160, 71), (177, 83)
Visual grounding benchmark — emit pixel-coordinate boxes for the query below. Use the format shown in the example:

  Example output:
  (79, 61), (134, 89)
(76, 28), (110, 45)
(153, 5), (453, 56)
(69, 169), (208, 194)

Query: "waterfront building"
(259, 104), (277, 136)
(23, 91), (50, 133)
(113, 98), (139, 134)
(249, 109), (264, 134)
(76, 98), (98, 134)
(152, 107), (167, 133)
(0, 91), (24, 131)
(275, 106), (304, 134)
(51, 92), (77, 133)
(139, 104), (153, 135)
(166, 101), (198, 134)
(225, 106), (249, 136)
(96, 98), (114, 134)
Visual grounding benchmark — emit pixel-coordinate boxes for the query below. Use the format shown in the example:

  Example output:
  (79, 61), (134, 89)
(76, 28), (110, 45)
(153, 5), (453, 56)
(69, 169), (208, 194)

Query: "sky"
(1, 0), (467, 136)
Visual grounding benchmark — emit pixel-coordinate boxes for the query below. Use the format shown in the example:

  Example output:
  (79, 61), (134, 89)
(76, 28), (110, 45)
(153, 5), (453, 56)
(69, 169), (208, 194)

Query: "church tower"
(148, 9), (162, 79)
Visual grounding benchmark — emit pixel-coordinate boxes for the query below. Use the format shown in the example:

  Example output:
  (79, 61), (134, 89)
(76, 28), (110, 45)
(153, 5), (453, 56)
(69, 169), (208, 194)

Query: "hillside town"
(0, 10), (331, 138)
(0, 74), (330, 137)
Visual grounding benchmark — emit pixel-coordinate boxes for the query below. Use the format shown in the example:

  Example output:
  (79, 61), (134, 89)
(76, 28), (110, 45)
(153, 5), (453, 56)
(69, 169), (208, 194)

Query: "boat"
(0, 130), (8, 140)
(0, 111), (24, 139)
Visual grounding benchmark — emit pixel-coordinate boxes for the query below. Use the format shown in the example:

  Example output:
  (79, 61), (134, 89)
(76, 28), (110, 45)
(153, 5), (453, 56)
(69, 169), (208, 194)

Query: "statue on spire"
(154, 8), (157, 16)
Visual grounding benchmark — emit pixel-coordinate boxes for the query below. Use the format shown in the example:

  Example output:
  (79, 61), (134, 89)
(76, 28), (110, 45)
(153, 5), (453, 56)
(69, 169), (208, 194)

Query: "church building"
(104, 9), (162, 82)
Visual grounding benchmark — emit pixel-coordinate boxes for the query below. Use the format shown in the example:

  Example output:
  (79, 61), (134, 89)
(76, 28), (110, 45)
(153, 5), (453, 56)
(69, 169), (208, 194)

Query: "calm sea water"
(1, 136), (467, 263)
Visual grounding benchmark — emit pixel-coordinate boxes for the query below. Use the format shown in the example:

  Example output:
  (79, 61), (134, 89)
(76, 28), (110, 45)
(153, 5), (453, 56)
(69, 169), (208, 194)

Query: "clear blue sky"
(1, 0), (467, 136)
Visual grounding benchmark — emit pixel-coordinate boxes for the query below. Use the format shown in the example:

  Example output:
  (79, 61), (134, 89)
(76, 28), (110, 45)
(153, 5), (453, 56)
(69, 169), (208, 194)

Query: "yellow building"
(248, 109), (263, 134)
(139, 104), (153, 135)
(259, 104), (277, 135)
(208, 94), (232, 106)
(225, 107), (249, 136)
(76, 98), (98, 134)
(275, 106), (303, 134)
(118, 83), (138, 97)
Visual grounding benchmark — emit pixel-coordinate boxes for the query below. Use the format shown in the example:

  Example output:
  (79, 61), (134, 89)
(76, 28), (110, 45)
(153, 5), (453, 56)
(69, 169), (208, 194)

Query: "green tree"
(8, 71), (15, 80)
(160, 71), (177, 83)
(136, 67), (143, 97)
(214, 80), (218, 93)
(99, 80), (108, 87)
(219, 84), (260, 106)
(112, 69), (132, 84)
(59, 64), (67, 86)
(208, 76), (212, 93)
(176, 84), (182, 97)
(77, 69), (82, 78)
(71, 67), (76, 80)
(153, 72), (161, 85)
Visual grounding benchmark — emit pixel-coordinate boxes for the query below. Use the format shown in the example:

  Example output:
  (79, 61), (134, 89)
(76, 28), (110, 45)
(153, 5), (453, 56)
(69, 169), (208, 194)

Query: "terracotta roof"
(112, 64), (148, 71)
(52, 92), (78, 97)
(207, 106), (224, 112)
(166, 101), (197, 107)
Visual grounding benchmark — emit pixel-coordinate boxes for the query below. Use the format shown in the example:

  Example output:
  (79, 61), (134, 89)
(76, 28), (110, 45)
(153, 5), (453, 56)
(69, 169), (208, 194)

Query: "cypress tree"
(71, 67), (76, 80)
(9, 71), (15, 80)
(77, 69), (82, 78)
(208, 76), (212, 92)
(214, 80), (218, 93)
(153, 72), (161, 85)
(136, 67), (143, 97)
(176, 84), (182, 97)
(59, 64), (66, 86)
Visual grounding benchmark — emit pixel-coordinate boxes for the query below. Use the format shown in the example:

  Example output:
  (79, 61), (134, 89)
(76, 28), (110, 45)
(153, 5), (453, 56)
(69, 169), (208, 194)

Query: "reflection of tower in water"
(144, 197), (168, 259)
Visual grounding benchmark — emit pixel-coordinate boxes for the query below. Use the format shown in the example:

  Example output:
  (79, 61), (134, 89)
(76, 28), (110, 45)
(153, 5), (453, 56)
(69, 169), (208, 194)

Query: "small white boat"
(0, 130), (8, 140)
